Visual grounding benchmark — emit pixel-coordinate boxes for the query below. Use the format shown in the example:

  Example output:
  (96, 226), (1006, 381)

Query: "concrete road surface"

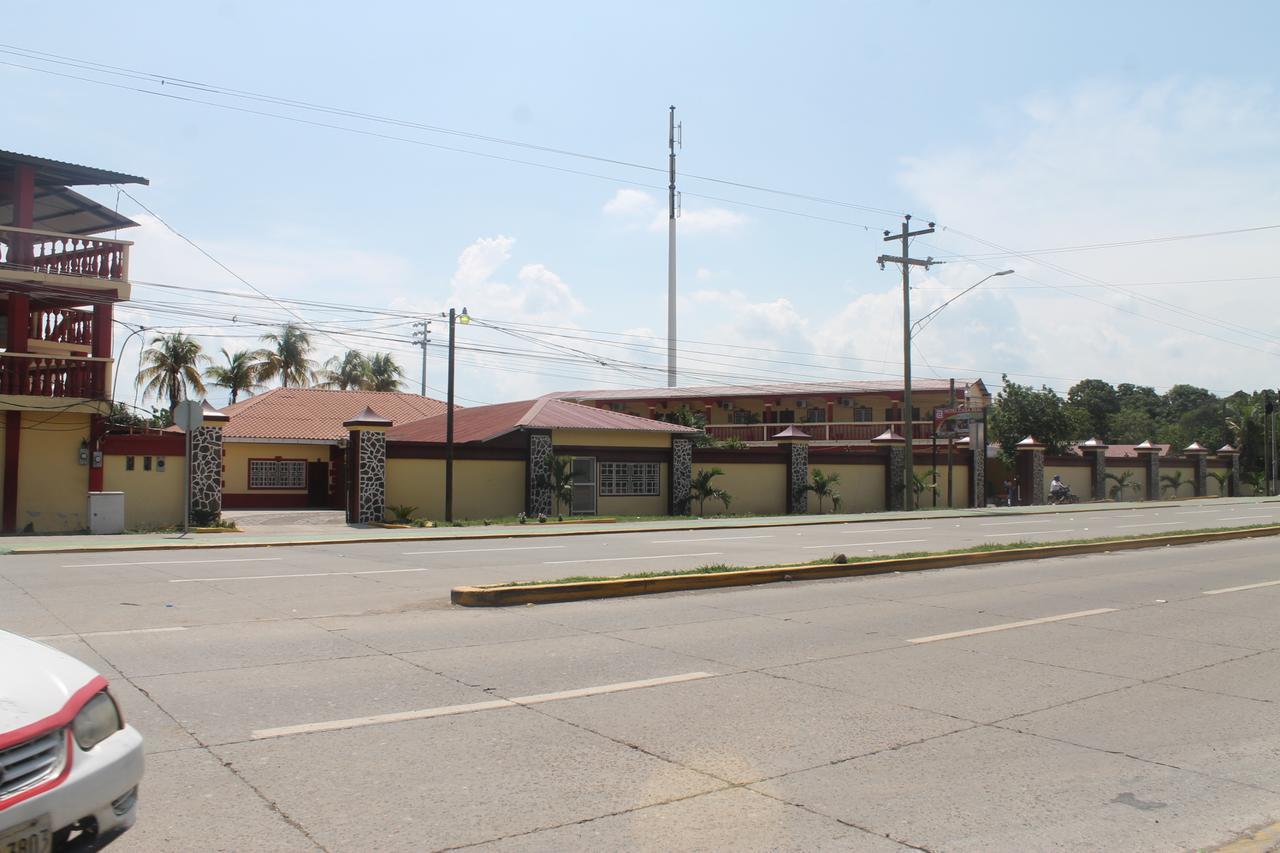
(3, 504), (1279, 850)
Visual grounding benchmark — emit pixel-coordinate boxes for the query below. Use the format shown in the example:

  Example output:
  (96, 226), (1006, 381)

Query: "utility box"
(87, 491), (125, 535)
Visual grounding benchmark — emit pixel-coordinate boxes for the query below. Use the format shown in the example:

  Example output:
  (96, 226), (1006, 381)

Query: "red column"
(92, 302), (112, 397)
(3, 411), (19, 532)
(11, 165), (35, 269)
(826, 400), (835, 422)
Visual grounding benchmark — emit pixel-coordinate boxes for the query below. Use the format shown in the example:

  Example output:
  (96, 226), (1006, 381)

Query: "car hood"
(0, 630), (100, 734)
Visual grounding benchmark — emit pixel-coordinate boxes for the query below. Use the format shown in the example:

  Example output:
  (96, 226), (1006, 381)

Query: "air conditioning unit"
(838, 398), (853, 407)
(719, 401), (733, 410)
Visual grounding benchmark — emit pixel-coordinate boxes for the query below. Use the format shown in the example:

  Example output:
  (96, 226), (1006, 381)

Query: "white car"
(0, 630), (143, 851)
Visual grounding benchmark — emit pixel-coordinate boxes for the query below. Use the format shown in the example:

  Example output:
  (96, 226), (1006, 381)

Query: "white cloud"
(603, 188), (748, 235)
(603, 189), (658, 217)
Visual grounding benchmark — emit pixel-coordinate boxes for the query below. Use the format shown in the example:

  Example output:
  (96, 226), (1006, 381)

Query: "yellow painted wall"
(917, 462), (970, 509)
(1105, 465), (1146, 500)
(103, 453), (185, 530)
(708, 462), (785, 515)
(802, 464), (885, 514)
(598, 465), (668, 516)
(222, 441), (331, 495)
(1043, 466), (1092, 501)
(1160, 464), (1198, 498)
(386, 458), (526, 521)
(16, 413), (91, 532)
(551, 429), (673, 449)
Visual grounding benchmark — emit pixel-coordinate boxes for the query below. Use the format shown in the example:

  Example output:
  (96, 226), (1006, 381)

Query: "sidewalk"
(2, 496), (1275, 555)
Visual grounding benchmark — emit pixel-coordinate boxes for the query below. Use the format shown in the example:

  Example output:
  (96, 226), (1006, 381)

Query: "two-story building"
(553, 379), (990, 446)
(0, 150), (147, 532)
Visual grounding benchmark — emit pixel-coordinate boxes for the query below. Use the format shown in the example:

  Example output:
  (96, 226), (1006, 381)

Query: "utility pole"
(412, 319), (431, 397)
(877, 214), (935, 511)
(667, 105), (681, 388)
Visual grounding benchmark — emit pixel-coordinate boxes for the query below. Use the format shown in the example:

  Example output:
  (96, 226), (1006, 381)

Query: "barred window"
(598, 462), (660, 496)
(249, 459), (307, 489)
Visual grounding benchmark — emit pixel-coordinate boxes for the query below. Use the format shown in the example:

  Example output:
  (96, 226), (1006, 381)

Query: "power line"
(933, 223), (1280, 260)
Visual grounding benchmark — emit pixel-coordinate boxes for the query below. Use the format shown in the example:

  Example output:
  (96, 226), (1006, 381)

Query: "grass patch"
(493, 522), (1280, 587)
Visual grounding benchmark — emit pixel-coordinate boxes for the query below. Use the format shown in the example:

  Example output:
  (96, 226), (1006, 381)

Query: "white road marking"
(251, 671), (717, 740)
(979, 519), (1060, 527)
(907, 608), (1118, 644)
(544, 552), (721, 565)
(647, 535), (774, 544)
(801, 539), (927, 549)
(838, 526), (933, 532)
(401, 545), (566, 555)
(1115, 522), (1182, 529)
(1175, 510), (1220, 515)
(1221, 514), (1275, 521)
(63, 557), (284, 568)
(170, 567), (436, 583)
(1202, 579), (1280, 596)
(33, 626), (188, 640)
(983, 529), (1075, 538)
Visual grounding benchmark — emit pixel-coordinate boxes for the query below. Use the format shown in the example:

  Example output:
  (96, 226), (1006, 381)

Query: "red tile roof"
(219, 388), (448, 441)
(388, 398), (700, 444)
(551, 378), (986, 402)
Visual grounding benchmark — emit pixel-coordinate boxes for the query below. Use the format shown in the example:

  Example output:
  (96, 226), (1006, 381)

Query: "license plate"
(0, 815), (51, 853)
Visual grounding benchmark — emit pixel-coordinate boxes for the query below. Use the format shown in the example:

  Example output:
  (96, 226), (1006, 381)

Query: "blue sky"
(6, 1), (1280, 407)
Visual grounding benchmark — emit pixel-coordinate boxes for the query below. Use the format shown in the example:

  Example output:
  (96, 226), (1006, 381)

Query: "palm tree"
(805, 468), (841, 514)
(537, 454), (574, 516)
(1104, 471), (1141, 501)
(205, 348), (263, 404)
(912, 468), (940, 503)
(257, 324), (317, 388)
(1208, 470), (1229, 497)
(689, 467), (732, 516)
(1227, 399), (1263, 473)
(136, 332), (209, 412)
(1160, 471), (1191, 498)
(318, 351), (371, 390)
(367, 352), (406, 392)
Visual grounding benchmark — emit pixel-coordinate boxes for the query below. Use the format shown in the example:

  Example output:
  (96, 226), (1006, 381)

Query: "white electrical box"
(87, 491), (125, 535)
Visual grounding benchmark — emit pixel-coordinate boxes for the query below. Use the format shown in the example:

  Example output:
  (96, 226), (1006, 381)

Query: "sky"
(5, 1), (1280, 410)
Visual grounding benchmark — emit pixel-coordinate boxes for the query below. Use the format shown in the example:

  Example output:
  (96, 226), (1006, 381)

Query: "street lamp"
(911, 270), (1014, 339)
(445, 306), (470, 522)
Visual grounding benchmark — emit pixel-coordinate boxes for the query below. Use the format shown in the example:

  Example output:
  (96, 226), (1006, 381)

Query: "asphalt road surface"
(3, 501), (1280, 851)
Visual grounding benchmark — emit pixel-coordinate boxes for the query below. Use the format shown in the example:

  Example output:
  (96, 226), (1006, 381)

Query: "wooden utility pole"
(878, 215), (935, 511)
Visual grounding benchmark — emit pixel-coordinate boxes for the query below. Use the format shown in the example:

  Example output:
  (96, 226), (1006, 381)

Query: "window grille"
(249, 459), (307, 489)
(598, 462), (660, 496)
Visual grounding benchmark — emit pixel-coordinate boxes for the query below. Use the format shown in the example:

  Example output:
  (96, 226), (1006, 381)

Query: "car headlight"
(72, 691), (122, 750)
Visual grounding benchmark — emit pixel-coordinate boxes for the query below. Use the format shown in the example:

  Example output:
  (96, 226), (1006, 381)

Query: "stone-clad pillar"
(669, 436), (693, 515)
(1135, 440), (1160, 501)
(1218, 445), (1241, 497)
(1184, 442), (1209, 497)
(189, 401), (229, 524)
(1080, 438), (1108, 501)
(525, 429), (553, 517)
(344, 407), (391, 524)
(774, 426), (812, 514)
(872, 428), (906, 512)
(1015, 436), (1046, 505)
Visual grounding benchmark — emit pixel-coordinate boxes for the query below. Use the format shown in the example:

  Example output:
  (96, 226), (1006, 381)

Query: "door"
(570, 457), (596, 515)
(329, 448), (346, 510)
(307, 461), (329, 507)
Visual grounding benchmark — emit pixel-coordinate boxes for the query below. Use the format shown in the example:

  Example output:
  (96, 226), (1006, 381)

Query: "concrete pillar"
(669, 436), (693, 515)
(1218, 445), (1241, 497)
(1015, 436), (1046, 505)
(1135, 440), (1160, 501)
(525, 429), (553, 517)
(189, 402), (229, 525)
(1184, 442), (1209, 497)
(774, 426), (812, 514)
(871, 428), (906, 512)
(343, 407), (391, 524)
(1080, 438), (1108, 501)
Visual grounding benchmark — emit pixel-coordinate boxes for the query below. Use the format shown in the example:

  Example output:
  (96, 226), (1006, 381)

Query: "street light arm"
(910, 270), (1014, 339)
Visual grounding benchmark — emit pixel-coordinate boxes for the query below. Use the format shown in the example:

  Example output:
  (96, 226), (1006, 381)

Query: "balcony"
(0, 225), (131, 294)
(706, 420), (938, 444)
(0, 352), (110, 400)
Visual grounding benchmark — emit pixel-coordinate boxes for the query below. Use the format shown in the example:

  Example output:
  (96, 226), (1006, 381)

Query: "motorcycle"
(1048, 485), (1079, 505)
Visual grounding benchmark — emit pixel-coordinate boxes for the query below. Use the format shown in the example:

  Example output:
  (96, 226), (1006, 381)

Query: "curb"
(1214, 820), (1280, 852)
(451, 525), (1280, 607)
(4, 498), (1276, 556)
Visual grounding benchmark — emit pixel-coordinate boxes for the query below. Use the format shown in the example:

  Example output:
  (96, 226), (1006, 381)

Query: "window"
(125, 456), (135, 471)
(598, 462), (660, 496)
(249, 459), (307, 489)
(854, 406), (873, 422)
(806, 407), (825, 423)
(143, 456), (152, 471)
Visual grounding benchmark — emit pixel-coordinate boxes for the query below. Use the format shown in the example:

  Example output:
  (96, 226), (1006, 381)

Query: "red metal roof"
(551, 378), (986, 403)
(389, 398), (699, 444)
(219, 388), (448, 441)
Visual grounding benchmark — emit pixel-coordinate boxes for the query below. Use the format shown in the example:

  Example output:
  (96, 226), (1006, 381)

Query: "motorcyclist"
(1049, 475), (1069, 500)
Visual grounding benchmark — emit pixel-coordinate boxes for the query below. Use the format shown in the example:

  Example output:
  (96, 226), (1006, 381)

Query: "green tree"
(1104, 471), (1141, 500)
(1226, 397), (1265, 475)
(987, 375), (1074, 463)
(319, 351), (371, 390)
(367, 352), (406, 392)
(805, 468), (841, 514)
(1160, 470), (1191, 497)
(913, 468), (939, 501)
(1108, 406), (1157, 444)
(257, 324), (317, 388)
(136, 332), (209, 412)
(1207, 470), (1229, 497)
(1066, 379), (1119, 439)
(205, 348), (263, 404)
(689, 467), (732, 515)
(1116, 383), (1162, 419)
(537, 454), (574, 516)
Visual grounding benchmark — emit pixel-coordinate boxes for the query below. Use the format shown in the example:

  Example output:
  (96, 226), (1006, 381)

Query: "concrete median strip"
(452, 524), (1280, 607)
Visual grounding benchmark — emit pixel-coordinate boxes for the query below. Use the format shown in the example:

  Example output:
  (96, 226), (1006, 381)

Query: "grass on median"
(492, 522), (1280, 588)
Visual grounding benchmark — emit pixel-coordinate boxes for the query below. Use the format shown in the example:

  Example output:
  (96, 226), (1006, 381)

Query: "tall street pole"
(667, 105), (679, 388)
(412, 320), (430, 397)
(878, 215), (935, 511)
(445, 308), (456, 522)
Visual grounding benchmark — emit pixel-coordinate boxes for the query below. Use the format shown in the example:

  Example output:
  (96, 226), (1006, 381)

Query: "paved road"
(3, 502), (1280, 850)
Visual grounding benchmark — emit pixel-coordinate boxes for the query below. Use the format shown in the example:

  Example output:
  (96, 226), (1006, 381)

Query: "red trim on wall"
(103, 433), (185, 456)
(387, 443), (525, 461)
(222, 492), (312, 509)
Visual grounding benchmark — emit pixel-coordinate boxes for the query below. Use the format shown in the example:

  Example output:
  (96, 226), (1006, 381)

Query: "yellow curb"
(451, 525), (1280, 607)
(193, 526), (241, 534)
(1214, 820), (1280, 852)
